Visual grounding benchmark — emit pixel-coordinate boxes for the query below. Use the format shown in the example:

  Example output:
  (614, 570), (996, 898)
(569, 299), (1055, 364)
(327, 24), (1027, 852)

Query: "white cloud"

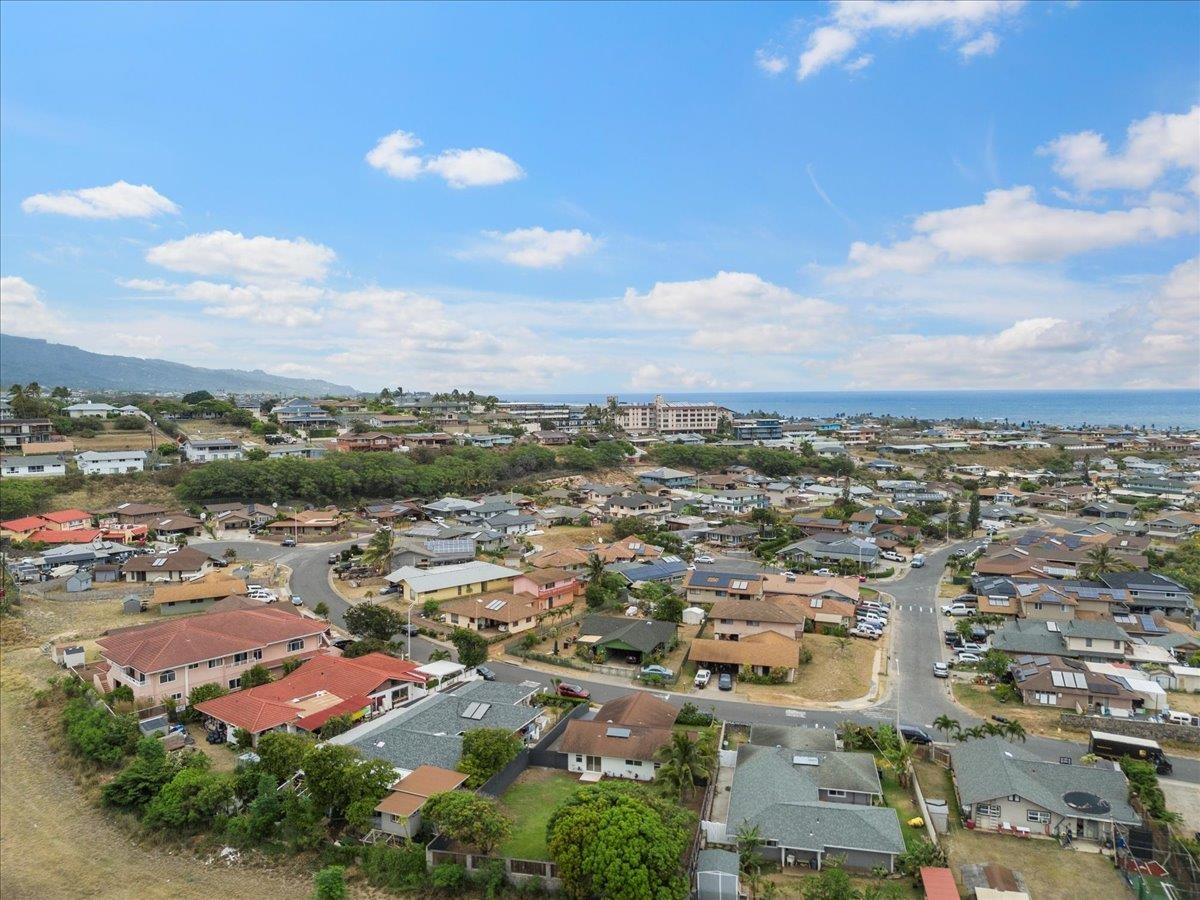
(755, 49), (789, 76)
(0, 276), (68, 337)
(959, 31), (999, 59)
(364, 130), (425, 179)
(472, 227), (599, 268)
(20, 180), (179, 219)
(843, 186), (1196, 276)
(625, 270), (837, 324)
(783, 0), (1027, 80)
(121, 277), (327, 327)
(366, 130), (524, 188)
(629, 363), (719, 390)
(146, 231), (335, 283)
(423, 148), (525, 189)
(1040, 106), (1200, 195)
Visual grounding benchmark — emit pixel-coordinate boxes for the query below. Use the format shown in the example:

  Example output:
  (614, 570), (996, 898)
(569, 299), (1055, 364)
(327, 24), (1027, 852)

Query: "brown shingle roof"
(689, 632), (802, 669)
(595, 691), (678, 728)
(519, 567), (576, 585)
(149, 576), (247, 606)
(122, 547), (213, 573)
(557, 720), (673, 761)
(710, 598), (805, 625)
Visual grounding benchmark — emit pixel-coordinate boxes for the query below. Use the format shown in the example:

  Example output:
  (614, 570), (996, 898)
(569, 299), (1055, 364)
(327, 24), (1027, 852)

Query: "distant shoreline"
(503, 389), (1200, 430)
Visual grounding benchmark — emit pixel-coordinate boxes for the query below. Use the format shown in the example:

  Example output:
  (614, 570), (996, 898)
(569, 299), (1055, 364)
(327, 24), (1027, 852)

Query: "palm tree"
(360, 528), (395, 574)
(964, 725), (990, 742)
(834, 636), (851, 658)
(584, 552), (606, 584)
(1081, 545), (1132, 580)
(735, 822), (764, 879)
(654, 731), (712, 801)
(1000, 720), (1027, 743)
(881, 739), (916, 788)
(932, 714), (962, 741)
(428, 648), (451, 662)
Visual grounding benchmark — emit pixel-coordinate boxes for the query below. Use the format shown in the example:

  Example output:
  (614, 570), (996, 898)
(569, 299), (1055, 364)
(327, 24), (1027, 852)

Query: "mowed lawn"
(495, 768), (586, 860)
(943, 829), (1127, 900)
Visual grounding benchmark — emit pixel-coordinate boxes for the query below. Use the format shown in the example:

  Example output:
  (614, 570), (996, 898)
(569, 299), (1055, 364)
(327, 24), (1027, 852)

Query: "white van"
(1165, 710), (1195, 726)
(911, 554), (925, 568)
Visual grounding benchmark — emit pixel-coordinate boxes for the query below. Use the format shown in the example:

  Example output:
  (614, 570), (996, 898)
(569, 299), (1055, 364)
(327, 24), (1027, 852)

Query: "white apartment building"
(615, 395), (734, 434)
(183, 438), (245, 462)
(76, 450), (148, 475)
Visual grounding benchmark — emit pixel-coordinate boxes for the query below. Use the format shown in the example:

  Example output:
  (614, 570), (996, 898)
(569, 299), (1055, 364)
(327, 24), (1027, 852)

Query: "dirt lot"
(70, 429), (156, 453)
(732, 632), (879, 705)
(49, 480), (180, 517)
(529, 524), (608, 551)
(943, 828), (1126, 900)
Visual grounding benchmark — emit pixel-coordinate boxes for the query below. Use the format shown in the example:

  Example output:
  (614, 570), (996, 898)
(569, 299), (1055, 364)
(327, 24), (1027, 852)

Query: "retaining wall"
(1058, 713), (1200, 746)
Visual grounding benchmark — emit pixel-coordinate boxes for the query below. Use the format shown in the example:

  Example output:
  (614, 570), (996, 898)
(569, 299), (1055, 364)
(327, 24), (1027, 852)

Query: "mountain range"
(0, 334), (359, 396)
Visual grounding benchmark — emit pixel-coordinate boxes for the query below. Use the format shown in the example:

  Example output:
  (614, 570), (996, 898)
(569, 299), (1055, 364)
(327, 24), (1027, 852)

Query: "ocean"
(503, 390), (1200, 430)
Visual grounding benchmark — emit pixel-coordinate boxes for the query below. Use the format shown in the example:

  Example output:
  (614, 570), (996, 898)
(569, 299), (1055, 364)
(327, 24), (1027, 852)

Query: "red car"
(556, 682), (590, 700)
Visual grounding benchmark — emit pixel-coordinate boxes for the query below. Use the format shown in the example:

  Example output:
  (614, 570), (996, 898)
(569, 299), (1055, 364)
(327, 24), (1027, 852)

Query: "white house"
(182, 438), (244, 462)
(1, 454), (67, 478)
(556, 693), (676, 781)
(76, 450), (148, 475)
(64, 402), (118, 419)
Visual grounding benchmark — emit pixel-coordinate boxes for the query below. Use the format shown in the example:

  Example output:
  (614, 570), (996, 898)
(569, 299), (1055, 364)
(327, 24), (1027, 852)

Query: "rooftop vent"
(792, 755), (820, 767)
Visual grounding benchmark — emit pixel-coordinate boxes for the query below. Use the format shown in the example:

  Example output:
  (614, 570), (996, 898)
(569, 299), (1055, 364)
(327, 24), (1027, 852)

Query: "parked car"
(910, 555), (925, 568)
(850, 625), (881, 639)
(959, 642), (988, 653)
(941, 603), (972, 617)
(290, 595), (304, 606)
(281, 537), (297, 547)
(694, 668), (711, 689)
(379, 584), (399, 595)
(952, 547), (969, 558)
(210, 557), (229, 567)
(693, 554), (715, 564)
(718, 672), (734, 691)
(327, 553), (340, 565)
(932, 662), (950, 679)
(476, 665), (496, 681)
(880, 550), (905, 562)
(955, 651), (983, 664)
(556, 682), (590, 700)
(813, 568), (834, 577)
(398, 623), (418, 636)
(640, 664), (674, 679)
(900, 726), (933, 745)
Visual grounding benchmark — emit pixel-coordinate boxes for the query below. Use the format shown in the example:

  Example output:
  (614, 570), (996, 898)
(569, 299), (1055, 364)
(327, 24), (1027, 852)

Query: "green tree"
(182, 390), (215, 404)
(932, 715), (962, 741)
(802, 858), (858, 900)
(62, 697), (139, 765)
(312, 865), (347, 900)
(300, 744), (395, 822)
(422, 598), (441, 618)
(313, 601), (329, 618)
(343, 637), (401, 658)
(183, 682), (228, 721)
(256, 731), (314, 783)
(458, 728), (523, 788)
(584, 552), (607, 583)
(344, 602), (405, 642)
(548, 783), (691, 900)
(319, 714), (355, 739)
(655, 730), (712, 801)
(361, 528), (396, 574)
(244, 448), (269, 461)
(1080, 545), (1133, 580)
(422, 791), (512, 854)
(968, 492), (981, 533)
(654, 593), (685, 623)
(143, 766), (236, 830)
(449, 627), (488, 668)
(241, 664), (273, 688)
(102, 736), (178, 812)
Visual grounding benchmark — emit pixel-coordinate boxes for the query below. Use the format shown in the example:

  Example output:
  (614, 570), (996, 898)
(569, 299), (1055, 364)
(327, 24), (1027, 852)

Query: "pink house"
(95, 608), (332, 704)
(513, 568), (580, 608)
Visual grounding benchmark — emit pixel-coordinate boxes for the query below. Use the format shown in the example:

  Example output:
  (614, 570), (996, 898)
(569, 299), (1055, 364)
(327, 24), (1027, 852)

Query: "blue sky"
(2, 1), (1197, 392)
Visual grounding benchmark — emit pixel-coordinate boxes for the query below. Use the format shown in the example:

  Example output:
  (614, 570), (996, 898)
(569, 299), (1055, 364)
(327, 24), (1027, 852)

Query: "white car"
(694, 668), (711, 688)
(850, 625), (881, 639)
(942, 603), (972, 617)
(693, 555), (715, 564)
(955, 652), (983, 664)
(813, 568), (834, 577)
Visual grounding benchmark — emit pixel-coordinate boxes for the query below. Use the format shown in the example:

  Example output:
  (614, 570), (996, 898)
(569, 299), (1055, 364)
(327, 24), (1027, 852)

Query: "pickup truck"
(694, 668), (711, 689)
(941, 603), (972, 617)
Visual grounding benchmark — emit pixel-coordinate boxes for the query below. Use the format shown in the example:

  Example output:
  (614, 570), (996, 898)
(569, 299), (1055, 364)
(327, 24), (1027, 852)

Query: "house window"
(252, 649), (263, 661)
(208, 658), (222, 668)
(1085, 638), (1093, 648)
(188, 663), (199, 670)
(1009, 795), (1021, 802)
(159, 671), (176, 684)
(287, 639), (304, 652)
(625, 760), (638, 766)
(169, 692), (183, 702)
(975, 803), (1000, 818)
(747, 621), (759, 627)
(1027, 810), (1051, 824)
(233, 652), (249, 664)
(827, 789), (847, 798)
(228, 677), (241, 689)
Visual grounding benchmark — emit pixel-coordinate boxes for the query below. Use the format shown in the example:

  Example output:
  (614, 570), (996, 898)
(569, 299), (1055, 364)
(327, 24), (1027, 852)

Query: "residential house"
(266, 443), (326, 460)
(592, 535), (665, 564)
(374, 766), (470, 839)
(265, 508), (345, 537)
(779, 536), (880, 568)
(1097, 572), (1194, 616)
(484, 512), (537, 535)
(606, 557), (689, 586)
(1, 453), (66, 477)
(401, 432), (454, 448)
(339, 680), (544, 773)
(689, 632), (804, 682)
(951, 737), (1138, 843)
(439, 591), (552, 635)
(63, 402), (118, 418)
(762, 573), (860, 604)
(182, 438), (244, 462)
(790, 516), (850, 536)
(271, 398), (339, 430)
(195, 651), (427, 744)
(31, 508), (92, 531)
(422, 497), (480, 517)
(513, 568), (580, 606)
(384, 561), (521, 605)
(725, 743), (904, 873)
(525, 546), (590, 572)
(605, 492), (672, 520)
(26, 527), (105, 545)
(991, 619), (1131, 662)
(337, 432), (404, 452)
(534, 504), (589, 526)
(705, 489), (770, 515)
(151, 513), (204, 538)
(637, 467), (697, 490)
(122, 547), (215, 582)
(1008, 654), (1138, 713)
(702, 523), (759, 548)
(1145, 512), (1200, 542)
(710, 599), (805, 641)
(733, 418), (783, 441)
(0, 418), (55, 449)
(684, 571), (765, 605)
(76, 450), (148, 475)
(556, 692), (677, 781)
(368, 413), (420, 428)
(0, 515), (56, 541)
(95, 607), (332, 704)
(576, 615), (676, 664)
(147, 574), (249, 615)
(390, 537), (477, 569)
(105, 502), (169, 525)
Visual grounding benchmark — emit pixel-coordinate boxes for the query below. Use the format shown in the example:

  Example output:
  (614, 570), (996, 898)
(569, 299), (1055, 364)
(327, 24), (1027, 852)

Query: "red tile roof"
(1, 515), (50, 533)
(28, 528), (105, 544)
(97, 608), (328, 674)
(39, 508), (91, 524)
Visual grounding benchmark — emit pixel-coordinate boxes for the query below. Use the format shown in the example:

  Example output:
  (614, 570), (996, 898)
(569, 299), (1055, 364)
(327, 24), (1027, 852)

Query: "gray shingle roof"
(578, 615), (677, 654)
(952, 737), (1140, 825)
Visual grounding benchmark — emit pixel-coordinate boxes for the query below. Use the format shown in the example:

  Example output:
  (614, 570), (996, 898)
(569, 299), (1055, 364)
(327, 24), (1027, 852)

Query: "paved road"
(199, 535), (1200, 783)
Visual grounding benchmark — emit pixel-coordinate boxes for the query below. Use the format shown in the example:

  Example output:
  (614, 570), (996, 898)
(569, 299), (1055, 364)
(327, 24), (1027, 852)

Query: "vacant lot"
(494, 767), (586, 860)
(49, 479), (179, 518)
(530, 524), (608, 552)
(71, 429), (155, 452)
(944, 828), (1126, 900)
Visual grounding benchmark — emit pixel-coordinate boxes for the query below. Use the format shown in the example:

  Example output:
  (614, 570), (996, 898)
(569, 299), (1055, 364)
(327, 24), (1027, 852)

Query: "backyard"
(879, 771), (927, 853)
(943, 828), (1128, 900)
(493, 767), (594, 860)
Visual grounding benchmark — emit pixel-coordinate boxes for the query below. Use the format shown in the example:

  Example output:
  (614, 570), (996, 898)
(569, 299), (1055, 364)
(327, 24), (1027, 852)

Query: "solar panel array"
(459, 702), (491, 720)
(1050, 670), (1087, 689)
(485, 599), (507, 611)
